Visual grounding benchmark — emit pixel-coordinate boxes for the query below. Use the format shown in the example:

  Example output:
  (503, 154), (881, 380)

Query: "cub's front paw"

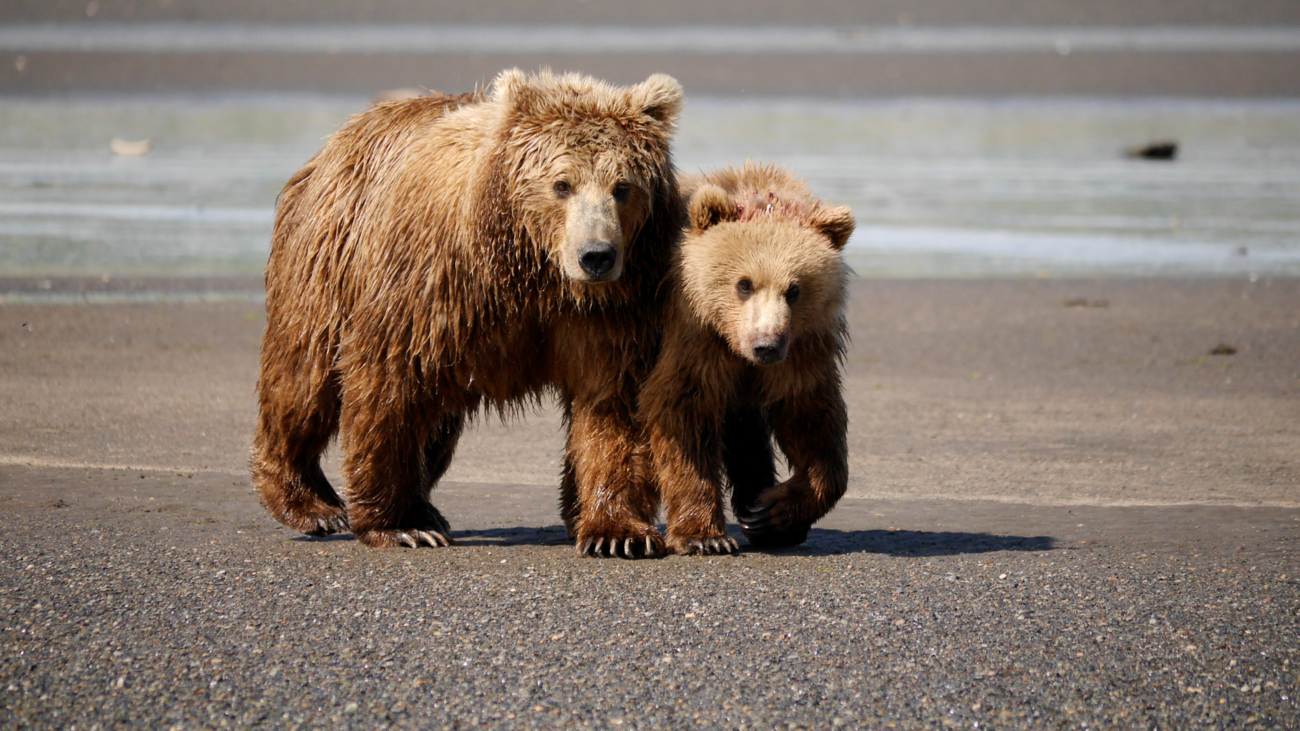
(666, 534), (740, 556)
(735, 485), (811, 549)
(575, 526), (665, 559)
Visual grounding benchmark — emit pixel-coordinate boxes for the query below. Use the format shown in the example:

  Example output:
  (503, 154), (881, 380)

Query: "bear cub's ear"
(689, 184), (735, 231)
(813, 205), (856, 251)
(491, 68), (531, 107)
(631, 74), (684, 125)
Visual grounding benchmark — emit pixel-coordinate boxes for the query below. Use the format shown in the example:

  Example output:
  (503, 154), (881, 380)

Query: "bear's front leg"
(338, 380), (456, 549)
(735, 378), (848, 549)
(566, 396), (667, 559)
(721, 404), (778, 525)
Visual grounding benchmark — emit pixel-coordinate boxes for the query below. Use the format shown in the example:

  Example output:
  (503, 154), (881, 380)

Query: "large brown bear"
(639, 162), (854, 555)
(252, 69), (685, 557)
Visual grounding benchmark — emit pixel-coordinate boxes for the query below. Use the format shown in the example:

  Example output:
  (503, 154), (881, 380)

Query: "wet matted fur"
(639, 162), (855, 554)
(252, 69), (685, 556)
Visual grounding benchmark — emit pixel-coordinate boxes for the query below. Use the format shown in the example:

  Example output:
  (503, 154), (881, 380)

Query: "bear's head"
(679, 168), (854, 366)
(491, 69), (683, 284)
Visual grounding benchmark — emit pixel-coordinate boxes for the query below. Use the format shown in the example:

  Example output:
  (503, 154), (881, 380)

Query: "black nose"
(578, 243), (616, 278)
(753, 345), (785, 365)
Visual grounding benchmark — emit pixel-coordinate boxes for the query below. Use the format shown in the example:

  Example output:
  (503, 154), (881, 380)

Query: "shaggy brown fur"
(252, 69), (685, 557)
(639, 162), (854, 555)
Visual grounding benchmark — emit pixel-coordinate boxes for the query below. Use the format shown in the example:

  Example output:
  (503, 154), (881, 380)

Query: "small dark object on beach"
(1234, 246), (1249, 257)
(1065, 298), (1109, 308)
(1127, 141), (1178, 160)
(1209, 344), (1238, 356)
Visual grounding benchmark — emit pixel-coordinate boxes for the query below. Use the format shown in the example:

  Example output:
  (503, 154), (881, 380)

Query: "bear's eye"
(736, 278), (753, 300)
(612, 182), (632, 203)
(785, 284), (801, 305)
(553, 180), (571, 197)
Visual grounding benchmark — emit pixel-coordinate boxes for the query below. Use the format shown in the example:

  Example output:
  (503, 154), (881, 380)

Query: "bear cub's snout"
(751, 333), (789, 365)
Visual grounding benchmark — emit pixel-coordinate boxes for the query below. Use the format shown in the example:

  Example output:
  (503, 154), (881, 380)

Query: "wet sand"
(2, 277), (1296, 508)
(5, 0), (1300, 97)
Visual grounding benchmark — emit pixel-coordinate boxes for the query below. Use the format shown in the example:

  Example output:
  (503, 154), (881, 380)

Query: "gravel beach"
(2, 277), (1297, 729)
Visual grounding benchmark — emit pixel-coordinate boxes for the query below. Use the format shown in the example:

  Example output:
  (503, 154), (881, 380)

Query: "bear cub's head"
(679, 165), (854, 366)
(492, 69), (683, 284)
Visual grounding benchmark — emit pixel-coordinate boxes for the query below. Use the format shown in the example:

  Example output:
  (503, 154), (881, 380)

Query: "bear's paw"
(352, 503), (454, 548)
(274, 499), (349, 537)
(575, 527), (665, 559)
(355, 528), (455, 549)
(735, 489), (813, 549)
(668, 535), (740, 557)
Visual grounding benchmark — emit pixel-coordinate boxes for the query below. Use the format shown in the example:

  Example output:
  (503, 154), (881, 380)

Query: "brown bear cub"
(252, 69), (685, 557)
(640, 162), (854, 555)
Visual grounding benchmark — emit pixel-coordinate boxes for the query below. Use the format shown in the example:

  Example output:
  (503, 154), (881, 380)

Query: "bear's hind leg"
(340, 388), (456, 549)
(416, 411), (465, 536)
(251, 372), (348, 536)
(558, 454), (580, 539)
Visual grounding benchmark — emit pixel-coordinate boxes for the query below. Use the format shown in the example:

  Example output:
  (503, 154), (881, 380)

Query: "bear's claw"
(679, 536), (740, 556)
(736, 499), (811, 549)
(280, 505), (349, 537)
(396, 530), (453, 548)
(576, 533), (665, 559)
(355, 526), (455, 548)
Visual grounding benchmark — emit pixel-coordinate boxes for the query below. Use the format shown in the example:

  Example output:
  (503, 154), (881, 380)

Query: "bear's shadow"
(298, 525), (1056, 556)
(755, 527), (1055, 557)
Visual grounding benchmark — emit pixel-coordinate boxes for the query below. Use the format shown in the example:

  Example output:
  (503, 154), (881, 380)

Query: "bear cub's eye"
(736, 278), (753, 300)
(785, 284), (801, 305)
(612, 182), (632, 203)
(553, 180), (572, 197)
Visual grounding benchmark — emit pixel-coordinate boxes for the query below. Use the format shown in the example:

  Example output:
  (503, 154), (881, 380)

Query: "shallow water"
(2, 96), (1298, 278)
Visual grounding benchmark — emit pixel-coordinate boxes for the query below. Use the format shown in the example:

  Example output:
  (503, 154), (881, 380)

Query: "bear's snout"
(578, 242), (618, 279)
(751, 334), (790, 365)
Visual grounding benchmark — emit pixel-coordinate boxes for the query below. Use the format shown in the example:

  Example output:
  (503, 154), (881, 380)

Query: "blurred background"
(2, 0), (1300, 289)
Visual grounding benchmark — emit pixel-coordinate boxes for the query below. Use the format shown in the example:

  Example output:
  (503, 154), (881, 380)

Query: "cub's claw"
(399, 530), (452, 548)
(736, 500), (811, 549)
(394, 529), (453, 548)
(575, 531), (665, 559)
(679, 536), (740, 556)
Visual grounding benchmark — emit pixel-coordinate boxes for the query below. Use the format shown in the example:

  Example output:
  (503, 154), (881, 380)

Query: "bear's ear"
(492, 67), (542, 112)
(813, 205), (855, 251)
(689, 184), (734, 231)
(630, 74), (684, 125)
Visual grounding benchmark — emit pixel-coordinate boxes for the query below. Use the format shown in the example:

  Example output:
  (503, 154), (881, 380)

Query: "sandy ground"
(1, 277), (1297, 729)
(2, 277), (1296, 507)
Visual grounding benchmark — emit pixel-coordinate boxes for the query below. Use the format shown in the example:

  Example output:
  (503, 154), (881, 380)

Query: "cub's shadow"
(300, 525), (1055, 556)
(751, 527), (1055, 557)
